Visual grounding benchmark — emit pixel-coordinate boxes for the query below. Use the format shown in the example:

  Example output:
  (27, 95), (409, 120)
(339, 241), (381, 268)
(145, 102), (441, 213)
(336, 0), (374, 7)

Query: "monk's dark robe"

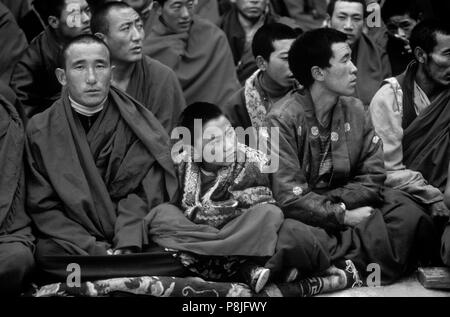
(223, 86), (252, 130)
(265, 90), (437, 284)
(143, 16), (241, 108)
(220, 4), (299, 84)
(0, 0), (29, 22)
(126, 56), (186, 133)
(0, 84), (35, 294)
(10, 27), (61, 119)
(0, 2), (28, 85)
(353, 33), (392, 106)
(26, 86), (187, 282)
(399, 63), (450, 192)
(18, 2), (48, 43)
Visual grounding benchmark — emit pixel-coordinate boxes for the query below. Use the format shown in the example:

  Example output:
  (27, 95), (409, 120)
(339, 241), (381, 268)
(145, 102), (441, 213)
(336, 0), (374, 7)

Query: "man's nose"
(350, 61), (358, 74)
(86, 67), (97, 84)
(81, 10), (90, 24)
(180, 6), (190, 18)
(397, 27), (406, 38)
(344, 17), (353, 30)
(131, 25), (142, 41)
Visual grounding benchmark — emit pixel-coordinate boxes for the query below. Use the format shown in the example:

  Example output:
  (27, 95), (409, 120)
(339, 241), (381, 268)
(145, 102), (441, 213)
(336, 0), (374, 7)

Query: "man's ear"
(325, 14), (331, 28)
(153, 1), (162, 15)
(255, 56), (267, 71)
(48, 15), (60, 30)
(414, 47), (427, 64)
(311, 66), (325, 82)
(55, 68), (67, 86)
(110, 65), (116, 83)
(94, 32), (107, 43)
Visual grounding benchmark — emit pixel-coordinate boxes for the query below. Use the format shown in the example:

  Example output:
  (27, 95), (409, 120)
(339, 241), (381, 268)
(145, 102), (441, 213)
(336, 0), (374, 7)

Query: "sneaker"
(251, 267), (271, 293)
(342, 259), (363, 288)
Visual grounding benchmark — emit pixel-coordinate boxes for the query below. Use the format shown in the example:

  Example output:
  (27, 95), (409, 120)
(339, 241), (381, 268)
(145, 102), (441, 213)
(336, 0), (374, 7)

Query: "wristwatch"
(339, 202), (346, 211)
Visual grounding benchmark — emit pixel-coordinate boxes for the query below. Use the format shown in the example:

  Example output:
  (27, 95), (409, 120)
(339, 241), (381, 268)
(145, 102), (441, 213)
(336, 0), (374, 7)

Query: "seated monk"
(10, 0), (92, 119)
(266, 28), (437, 285)
(146, 102), (364, 293)
(442, 162), (450, 265)
(0, 83), (35, 295)
(327, 0), (392, 106)
(25, 35), (187, 282)
(220, 0), (299, 84)
(91, 1), (186, 132)
(370, 19), (450, 217)
(143, 0), (241, 108)
(224, 22), (298, 132)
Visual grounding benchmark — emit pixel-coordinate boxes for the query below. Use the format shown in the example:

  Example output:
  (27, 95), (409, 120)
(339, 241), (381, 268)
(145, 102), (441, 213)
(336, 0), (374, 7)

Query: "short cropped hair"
(90, 1), (132, 35)
(327, 0), (367, 17)
(409, 19), (450, 55)
(59, 34), (111, 68)
(38, 0), (67, 19)
(251, 23), (300, 61)
(288, 28), (348, 88)
(381, 0), (422, 22)
(178, 102), (223, 146)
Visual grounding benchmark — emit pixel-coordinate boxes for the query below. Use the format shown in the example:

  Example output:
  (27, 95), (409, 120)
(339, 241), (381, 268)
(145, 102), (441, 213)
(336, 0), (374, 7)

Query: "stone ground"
(319, 275), (450, 297)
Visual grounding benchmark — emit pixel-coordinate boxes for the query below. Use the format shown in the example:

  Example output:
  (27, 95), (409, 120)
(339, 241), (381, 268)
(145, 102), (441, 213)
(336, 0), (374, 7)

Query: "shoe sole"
(254, 268), (271, 293)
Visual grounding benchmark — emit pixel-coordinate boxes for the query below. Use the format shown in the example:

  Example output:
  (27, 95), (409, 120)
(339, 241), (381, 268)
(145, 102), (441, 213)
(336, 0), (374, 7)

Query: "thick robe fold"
(126, 56), (186, 132)
(354, 33), (392, 106)
(0, 2), (28, 85)
(0, 83), (34, 294)
(143, 16), (240, 107)
(398, 63), (450, 192)
(220, 4), (299, 84)
(265, 90), (437, 284)
(0, 0), (29, 22)
(10, 27), (62, 119)
(26, 86), (179, 257)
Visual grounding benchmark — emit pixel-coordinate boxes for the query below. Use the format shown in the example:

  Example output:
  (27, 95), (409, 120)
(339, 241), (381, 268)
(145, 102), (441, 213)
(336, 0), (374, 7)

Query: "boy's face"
(194, 115), (237, 166)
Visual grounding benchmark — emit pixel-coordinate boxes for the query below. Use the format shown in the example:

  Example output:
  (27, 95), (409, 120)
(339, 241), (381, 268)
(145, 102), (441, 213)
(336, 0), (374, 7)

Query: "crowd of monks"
(0, 0), (449, 296)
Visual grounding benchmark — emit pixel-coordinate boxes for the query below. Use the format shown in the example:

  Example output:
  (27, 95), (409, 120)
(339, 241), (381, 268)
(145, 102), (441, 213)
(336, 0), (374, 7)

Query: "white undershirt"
(413, 81), (431, 115)
(69, 95), (106, 117)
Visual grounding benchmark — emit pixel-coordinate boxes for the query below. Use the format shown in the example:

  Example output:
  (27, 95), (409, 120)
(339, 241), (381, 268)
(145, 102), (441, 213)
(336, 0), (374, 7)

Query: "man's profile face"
(235, 0), (267, 21)
(424, 32), (450, 87)
(322, 42), (358, 96)
(59, 0), (91, 39)
(264, 39), (295, 88)
(386, 14), (417, 41)
(329, 1), (364, 46)
(60, 43), (112, 107)
(159, 0), (194, 33)
(104, 7), (144, 63)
